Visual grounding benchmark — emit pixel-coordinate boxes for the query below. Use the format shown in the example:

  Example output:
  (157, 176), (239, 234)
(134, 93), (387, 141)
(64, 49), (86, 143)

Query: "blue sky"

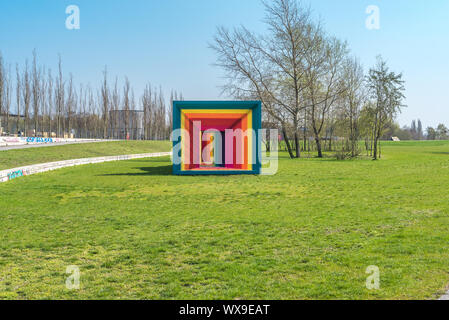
(0, 0), (448, 128)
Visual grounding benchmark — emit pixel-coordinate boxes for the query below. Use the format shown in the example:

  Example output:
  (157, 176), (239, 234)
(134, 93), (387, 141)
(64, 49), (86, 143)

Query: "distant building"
(109, 110), (144, 140)
(0, 113), (26, 136)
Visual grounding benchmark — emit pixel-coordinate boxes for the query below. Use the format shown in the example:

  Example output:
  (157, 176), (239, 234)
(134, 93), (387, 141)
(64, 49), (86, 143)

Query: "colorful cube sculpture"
(172, 101), (262, 175)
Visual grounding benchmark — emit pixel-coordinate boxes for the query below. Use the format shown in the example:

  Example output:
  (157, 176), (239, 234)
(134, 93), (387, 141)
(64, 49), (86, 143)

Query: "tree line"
(211, 0), (406, 160)
(426, 124), (448, 141)
(0, 50), (181, 140)
(383, 119), (449, 141)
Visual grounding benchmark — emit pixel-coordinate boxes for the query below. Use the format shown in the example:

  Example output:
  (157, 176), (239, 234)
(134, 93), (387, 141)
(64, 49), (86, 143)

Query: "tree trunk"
(373, 136), (378, 160)
(303, 110), (307, 153)
(378, 139), (382, 159)
(6, 112), (9, 135)
(103, 117), (107, 139)
(315, 136), (323, 158)
(294, 130), (300, 158)
(312, 124), (323, 158)
(282, 126), (294, 159)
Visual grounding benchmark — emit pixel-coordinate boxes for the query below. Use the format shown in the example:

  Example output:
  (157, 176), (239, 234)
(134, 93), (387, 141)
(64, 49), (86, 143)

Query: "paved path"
(0, 152), (172, 183)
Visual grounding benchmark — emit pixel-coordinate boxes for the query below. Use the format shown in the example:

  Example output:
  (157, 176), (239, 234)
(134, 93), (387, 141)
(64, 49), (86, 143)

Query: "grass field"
(1, 140), (449, 299)
(0, 140), (171, 170)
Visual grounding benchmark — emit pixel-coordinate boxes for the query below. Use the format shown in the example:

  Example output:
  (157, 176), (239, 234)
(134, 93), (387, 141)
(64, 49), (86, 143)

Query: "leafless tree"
(4, 64), (12, 134)
(22, 60), (31, 136)
(15, 64), (21, 134)
(157, 87), (166, 140)
(66, 73), (75, 137)
(342, 57), (366, 157)
(303, 35), (348, 158)
(87, 86), (95, 138)
(366, 56), (405, 160)
(169, 90), (175, 136)
(79, 84), (86, 138)
(55, 55), (64, 137)
(101, 66), (109, 139)
(39, 67), (47, 136)
(211, 0), (319, 158)
(111, 78), (120, 139)
(130, 89), (137, 139)
(46, 70), (53, 136)
(123, 77), (130, 139)
(142, 84), (152, 140)
(31, 50), (42, 136)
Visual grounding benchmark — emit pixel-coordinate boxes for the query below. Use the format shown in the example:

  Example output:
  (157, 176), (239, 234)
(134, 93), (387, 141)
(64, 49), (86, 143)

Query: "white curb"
(439, 290), (449, 300)
(0, 152), (172, 183)
(0, 137), (110, 147)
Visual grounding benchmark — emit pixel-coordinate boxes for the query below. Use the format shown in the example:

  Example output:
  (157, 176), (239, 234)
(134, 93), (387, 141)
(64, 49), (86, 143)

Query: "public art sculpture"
(172, 101), (262, 175)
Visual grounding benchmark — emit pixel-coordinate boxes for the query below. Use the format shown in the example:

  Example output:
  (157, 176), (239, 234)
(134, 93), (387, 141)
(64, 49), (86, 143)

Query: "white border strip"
(0, 152), (172, 183)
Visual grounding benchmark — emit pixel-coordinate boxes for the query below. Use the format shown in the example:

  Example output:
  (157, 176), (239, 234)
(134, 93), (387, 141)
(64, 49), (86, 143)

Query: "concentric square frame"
(173, 101), (262, 175)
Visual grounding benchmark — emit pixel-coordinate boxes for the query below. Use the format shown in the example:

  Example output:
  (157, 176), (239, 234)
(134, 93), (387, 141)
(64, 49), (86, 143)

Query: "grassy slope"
(0, 141), (171, 170)
(1, 141), (449, 299)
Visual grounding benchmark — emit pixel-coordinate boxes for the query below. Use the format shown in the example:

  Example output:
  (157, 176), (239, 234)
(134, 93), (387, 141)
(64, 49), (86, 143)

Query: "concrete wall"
(0, 152), (172, 183)
(0, 137), (107, 147)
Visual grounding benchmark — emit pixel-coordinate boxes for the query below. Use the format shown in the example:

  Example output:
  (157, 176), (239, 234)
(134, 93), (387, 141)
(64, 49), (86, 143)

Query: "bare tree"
(367, 56), (405, 160)
(5, 64), (12, 134)
(31, 50), (41, 136)
(342, 57), (365, 157)
(87, 86), (95, 138)
(123, 77), (130, 139)
(111, 78), (120, 139)
(211, 0), (318, 158)
(157, 87), (166, 140)
(79, 84), (86, 138)
(39, 67), (48, 137)
(15, 64), (21, 134)
(142, 84), (153, 140)
(130, 89), (137, 139)
(101, 66), (109, 139)
(55, 55), (64, 137)
(66, 73), (74, 137)
(169, 90), (175, 137)
(46, 70), (53, 137)
(304, 36), (348, 158)
(22, 60), (31, 136)
(417, 119), (423, 140)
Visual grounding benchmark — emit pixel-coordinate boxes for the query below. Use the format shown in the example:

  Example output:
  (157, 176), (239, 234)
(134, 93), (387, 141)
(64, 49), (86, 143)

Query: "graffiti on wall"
(1, 137), (61, 144)
(0, 137), (20, 143)
(25, 137), (55, 143)
(7, 170), (25, 181)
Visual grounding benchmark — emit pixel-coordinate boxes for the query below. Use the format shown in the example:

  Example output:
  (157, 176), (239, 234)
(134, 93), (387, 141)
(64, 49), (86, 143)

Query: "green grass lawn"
(1, 140), (449, 299)
(0, 140), (171, 170)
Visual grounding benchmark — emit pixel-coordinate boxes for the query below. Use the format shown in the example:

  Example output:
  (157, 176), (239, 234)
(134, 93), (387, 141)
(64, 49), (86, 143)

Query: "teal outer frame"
(172, 101), (262, 175)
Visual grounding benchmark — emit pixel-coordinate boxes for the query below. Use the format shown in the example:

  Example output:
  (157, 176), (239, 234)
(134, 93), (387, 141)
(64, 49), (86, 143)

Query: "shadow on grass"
(100, 165), (173, 177)
(429, 152), (449, 155)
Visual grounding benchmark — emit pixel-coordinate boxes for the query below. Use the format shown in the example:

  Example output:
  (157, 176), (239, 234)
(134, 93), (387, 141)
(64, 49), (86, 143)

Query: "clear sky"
(0, 0), (448, 128)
